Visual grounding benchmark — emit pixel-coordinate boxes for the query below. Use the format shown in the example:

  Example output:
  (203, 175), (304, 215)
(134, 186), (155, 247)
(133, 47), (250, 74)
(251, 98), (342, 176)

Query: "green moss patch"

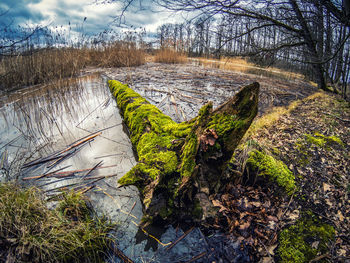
(305, 132), (343, 149)
(207, 113), (244, 143)
(246, 150), (296, 195)
(295, 132), (343, 166)
(277, 213), (335, 263)
(0, 183), (114, 263)
(109, 80), (193, 186)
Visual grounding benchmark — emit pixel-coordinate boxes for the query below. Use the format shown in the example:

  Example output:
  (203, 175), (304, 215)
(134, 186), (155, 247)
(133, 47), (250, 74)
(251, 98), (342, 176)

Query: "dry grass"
(0, 41), (145, 90)
(154, 48), (187, 64)
(0, 183), (114, 262)
(84, 41), (145, 68)
(243, 92), (325, 141)
(197, 57), (305, 80)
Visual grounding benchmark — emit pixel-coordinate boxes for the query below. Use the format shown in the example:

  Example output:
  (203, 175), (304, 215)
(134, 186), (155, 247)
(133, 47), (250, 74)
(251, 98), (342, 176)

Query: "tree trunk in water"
(109, 80), (259, 225)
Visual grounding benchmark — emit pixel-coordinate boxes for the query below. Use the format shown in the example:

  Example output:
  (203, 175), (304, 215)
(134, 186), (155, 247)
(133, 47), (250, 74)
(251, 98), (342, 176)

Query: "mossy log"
(108, 80), (259, 224)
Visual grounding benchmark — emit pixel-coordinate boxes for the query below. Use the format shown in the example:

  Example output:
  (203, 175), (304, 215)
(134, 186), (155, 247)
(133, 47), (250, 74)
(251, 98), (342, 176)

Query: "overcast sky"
(0, 0), (185, 37)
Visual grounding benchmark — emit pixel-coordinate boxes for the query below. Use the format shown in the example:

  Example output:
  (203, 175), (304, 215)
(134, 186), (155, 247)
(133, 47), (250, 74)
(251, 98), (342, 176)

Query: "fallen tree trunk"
(109, 80), (259, 225)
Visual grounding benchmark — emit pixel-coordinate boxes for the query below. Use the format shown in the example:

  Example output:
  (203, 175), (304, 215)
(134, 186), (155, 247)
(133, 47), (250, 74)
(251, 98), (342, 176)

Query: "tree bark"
(109, 80), (259, 225)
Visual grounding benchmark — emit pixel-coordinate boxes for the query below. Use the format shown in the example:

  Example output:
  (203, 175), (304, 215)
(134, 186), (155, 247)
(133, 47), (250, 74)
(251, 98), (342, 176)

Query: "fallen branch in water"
(22, 131), (101, 169)
(81, 161), (103, 180)
(166, 227), (195, 251)
(185, 252), (207, 263)
(22, 164), (118, 180)
(111, 245), (134, 263)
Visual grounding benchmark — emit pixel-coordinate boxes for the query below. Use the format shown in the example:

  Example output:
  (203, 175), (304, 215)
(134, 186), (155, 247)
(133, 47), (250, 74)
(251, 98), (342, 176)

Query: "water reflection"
(1, 74), (242, 263)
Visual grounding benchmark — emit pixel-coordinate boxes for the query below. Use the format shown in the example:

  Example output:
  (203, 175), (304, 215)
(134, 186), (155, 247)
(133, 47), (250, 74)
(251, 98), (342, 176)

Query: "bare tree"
(155, 0), (350, 93)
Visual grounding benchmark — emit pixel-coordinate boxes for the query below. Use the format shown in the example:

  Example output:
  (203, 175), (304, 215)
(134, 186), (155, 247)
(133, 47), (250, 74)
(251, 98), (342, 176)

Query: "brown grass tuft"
(154, 48), (187, 64)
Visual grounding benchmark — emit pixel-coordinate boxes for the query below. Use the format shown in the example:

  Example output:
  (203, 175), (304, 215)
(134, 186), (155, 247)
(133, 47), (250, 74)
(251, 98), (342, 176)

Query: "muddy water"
(0, 73), (249, 263)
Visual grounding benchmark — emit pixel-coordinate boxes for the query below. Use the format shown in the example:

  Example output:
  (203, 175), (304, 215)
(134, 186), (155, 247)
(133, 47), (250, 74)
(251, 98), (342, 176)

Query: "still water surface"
(0, 73), (247, 262)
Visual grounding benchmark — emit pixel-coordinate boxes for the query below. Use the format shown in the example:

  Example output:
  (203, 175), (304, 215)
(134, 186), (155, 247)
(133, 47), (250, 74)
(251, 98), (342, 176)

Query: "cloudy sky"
(0, 0), (185, 37)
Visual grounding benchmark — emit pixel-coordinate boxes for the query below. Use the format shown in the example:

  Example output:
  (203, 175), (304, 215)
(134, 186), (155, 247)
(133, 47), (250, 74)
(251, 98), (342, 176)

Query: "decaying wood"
(109, 80), (259, 225)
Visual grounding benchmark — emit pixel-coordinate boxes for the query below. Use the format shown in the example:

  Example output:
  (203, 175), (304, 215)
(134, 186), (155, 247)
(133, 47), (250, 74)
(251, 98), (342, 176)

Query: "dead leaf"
(212, 199), (227, 212)
(239, 220), (251, 231)
(267, 215), (278, 222)
(267, 244), (278, 256)
(325, 199), (332, 207)
(311, 241), (319, 249)
(261, 257), (274, 263)
(287, 210), (299, 220)
(251, 201), (262, 207)
(323, 182), (331, 192)
(337, 211), (344, 221)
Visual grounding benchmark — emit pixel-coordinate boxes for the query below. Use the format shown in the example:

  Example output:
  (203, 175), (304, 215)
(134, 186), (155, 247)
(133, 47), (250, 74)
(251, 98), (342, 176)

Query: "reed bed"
(154, 48), (187, 64)
(85, 41), (145, 68)
(0, 41), (145, 91)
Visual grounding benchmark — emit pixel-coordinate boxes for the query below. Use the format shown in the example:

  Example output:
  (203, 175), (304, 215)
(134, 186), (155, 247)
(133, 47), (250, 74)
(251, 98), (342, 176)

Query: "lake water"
(0, 72), (251, 262)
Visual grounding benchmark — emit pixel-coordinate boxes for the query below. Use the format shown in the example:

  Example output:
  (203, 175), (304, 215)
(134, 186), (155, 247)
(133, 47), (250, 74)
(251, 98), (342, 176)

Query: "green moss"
(296, 132), (343, 166)
(305, 132), (343, 149)
(277, 213), (335, 263)
(110, 80), (193, 187)
(179, 132), (198, 178)
(246, 150), (296, 195)
(207, 114), (237, 136)
(118, 164), (152, 186)
(159, 206), (173, 219)
(192, 198), (203, 219)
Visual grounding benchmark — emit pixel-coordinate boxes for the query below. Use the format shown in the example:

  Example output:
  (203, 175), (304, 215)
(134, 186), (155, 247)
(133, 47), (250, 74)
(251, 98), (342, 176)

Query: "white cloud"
(26, 0), (185, 36)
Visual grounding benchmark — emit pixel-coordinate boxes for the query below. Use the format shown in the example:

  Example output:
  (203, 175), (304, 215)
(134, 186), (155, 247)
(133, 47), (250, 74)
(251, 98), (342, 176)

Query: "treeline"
(156, 0), (350, 97)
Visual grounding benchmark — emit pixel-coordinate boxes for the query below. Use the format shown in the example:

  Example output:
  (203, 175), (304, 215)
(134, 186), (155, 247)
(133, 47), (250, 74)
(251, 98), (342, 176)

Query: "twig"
(127, 201), (136, 217)
(46, 146), (80, 168)
(22, 164), (119, 180)
(94, 153), (124, 159)
(310, 254), (329, 263)
(76, 97), (110, 127)
(81, 161), (103, 180)
(280, 189), (295, 219)
(22, 131), (101, 169)
(170, 95), (180, 120)
(23, 165), (71, 181)
(259, 239), (274, 262)
(166, 227), (195, 251)
(0, 135), (22, 150)
(321, 111), (350, 123)
(110, 245), (134, 263)
(82, 173), (119, 180)
(56, 131), (101, 157)
(184, 252), (207, 263)
(78, 185), (96, 194)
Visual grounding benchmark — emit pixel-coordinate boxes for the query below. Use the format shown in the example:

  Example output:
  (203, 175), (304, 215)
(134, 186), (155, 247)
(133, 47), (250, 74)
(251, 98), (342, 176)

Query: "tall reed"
(0, 41), (145, 91)
(154, 48), (187, 64)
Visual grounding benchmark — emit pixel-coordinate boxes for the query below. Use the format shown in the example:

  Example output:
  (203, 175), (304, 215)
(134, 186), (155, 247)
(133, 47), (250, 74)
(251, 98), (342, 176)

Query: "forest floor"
(222, 91), (350, 262)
